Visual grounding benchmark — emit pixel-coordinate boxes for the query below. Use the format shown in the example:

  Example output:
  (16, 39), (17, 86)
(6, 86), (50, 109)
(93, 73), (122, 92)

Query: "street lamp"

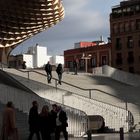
(81, 53), (92, 73)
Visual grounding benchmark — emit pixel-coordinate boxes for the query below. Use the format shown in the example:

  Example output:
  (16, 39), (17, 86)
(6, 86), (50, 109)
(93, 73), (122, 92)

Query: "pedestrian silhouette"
(1, 101), (19, 140)
(39, 105), (51, 140)
(73, 60), (78, 75)
(45, 61), (52, 83)
(50, 104), (58, 139)
(28, 101), (41, 140)
(56, 63), (63, 85)
(55, 106), (68, 140)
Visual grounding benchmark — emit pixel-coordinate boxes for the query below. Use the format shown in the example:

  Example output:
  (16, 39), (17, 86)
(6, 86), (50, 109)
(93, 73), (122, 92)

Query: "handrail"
(1, 67), (130, 111)
(33, 70), (129, 107)
(0, 64), (87, 116)
(0, 62), (129, 99)
(1, 62), (139, 110)
(1, 63), (135, 132)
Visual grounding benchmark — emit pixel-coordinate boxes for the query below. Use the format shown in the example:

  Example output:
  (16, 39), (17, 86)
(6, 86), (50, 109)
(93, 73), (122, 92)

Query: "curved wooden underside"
(0, 0), (64, 62)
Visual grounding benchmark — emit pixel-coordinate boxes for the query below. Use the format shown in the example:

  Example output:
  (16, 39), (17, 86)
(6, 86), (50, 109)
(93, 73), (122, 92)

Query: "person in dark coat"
(55, 106), (68, 140)
(28, 101), (41, 140)
(45, 61), (52, 83)
(73, 60), (78, 75)
(22, 61), (26, 69)
(50, 104), (58, 135)
(39, 105), (51, 140)
(56, 63), (63, 85)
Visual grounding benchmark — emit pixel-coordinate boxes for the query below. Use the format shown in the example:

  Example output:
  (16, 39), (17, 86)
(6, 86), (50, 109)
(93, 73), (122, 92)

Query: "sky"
(12, 0), (122, 56)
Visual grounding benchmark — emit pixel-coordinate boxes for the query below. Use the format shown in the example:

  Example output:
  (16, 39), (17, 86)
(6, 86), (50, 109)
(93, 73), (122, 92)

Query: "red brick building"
(110, 0), (140, 74)
(64, 42), (111, 73)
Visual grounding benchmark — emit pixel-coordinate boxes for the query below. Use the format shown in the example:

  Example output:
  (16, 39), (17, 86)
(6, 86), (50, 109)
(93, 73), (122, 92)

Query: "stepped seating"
(2, 68), (132, 132)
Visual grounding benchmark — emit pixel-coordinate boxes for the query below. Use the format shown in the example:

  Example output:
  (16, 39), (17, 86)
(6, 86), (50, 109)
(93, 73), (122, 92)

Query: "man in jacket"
(56, 63), (63, 85)
(55, 106), (68, 140)
(45, 61), (52, 83)
(28, 101), (41, 140)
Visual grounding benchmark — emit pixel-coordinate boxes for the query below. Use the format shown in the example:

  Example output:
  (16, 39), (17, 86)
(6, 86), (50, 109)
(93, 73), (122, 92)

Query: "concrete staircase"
(0, 69), (88, 137)
(2, 68), (139, 132)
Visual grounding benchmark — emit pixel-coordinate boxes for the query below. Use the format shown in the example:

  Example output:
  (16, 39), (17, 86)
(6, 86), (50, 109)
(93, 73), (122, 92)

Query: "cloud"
(63, 0), (88, 14)
(13, 0), (122, 55)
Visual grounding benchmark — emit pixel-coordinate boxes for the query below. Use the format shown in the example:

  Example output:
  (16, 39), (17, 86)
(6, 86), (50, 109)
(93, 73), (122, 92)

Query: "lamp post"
(81, 53), (91, 73)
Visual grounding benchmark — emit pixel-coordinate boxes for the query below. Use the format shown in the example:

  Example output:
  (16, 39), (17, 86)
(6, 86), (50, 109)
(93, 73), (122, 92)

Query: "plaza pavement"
(66, 133), (140, 140)
(1, 68), (140, 139)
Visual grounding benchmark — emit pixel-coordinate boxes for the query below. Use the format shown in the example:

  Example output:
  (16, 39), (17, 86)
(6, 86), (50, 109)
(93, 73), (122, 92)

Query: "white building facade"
(10, 44), (64, 69)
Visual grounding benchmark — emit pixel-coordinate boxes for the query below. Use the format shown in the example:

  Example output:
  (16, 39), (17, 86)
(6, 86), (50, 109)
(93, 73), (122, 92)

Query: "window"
(91, 58), (96, 68)
(116, 38), (122, 50)
(130, 21), (135, 31)
(101, 56), (107, 65)
(120, 23), (124, 33)
(116, 53), (122, 65)
(127, 51), (134, 64)
(113, 24), (118, 34)
(136, 19), (140, 30)
(139, 56), (140, 62)
(136, 5), (140, 12)
(127, 36), (133, 48)
(138, 40), (140, 47)
(79, 59), (85, 70)
(67, 61), (73, 69)
(125, 22), (130, 32)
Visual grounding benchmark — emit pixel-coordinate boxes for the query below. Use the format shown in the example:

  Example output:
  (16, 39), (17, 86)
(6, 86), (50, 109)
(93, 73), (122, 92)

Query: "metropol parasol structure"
(0, 0), (65, 63)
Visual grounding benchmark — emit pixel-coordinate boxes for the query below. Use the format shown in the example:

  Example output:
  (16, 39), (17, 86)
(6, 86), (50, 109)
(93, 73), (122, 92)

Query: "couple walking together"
(45, 62), (63, 85)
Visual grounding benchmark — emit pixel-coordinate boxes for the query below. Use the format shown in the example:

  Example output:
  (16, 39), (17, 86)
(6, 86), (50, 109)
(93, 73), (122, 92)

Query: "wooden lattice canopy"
(0, 0), (65, 62)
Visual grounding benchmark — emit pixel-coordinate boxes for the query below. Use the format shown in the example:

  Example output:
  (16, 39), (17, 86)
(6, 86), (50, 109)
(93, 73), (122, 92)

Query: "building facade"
(9, 44), (64, 69)
(110, 0), (140, 74)
(64, 42), (111, 73)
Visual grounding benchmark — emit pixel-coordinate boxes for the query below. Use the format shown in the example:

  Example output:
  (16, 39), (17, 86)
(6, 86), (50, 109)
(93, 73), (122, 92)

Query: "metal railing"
(0, 62), (136, 132)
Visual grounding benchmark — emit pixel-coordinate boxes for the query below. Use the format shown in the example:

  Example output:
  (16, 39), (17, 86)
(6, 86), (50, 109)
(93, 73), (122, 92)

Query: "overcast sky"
(12, 0), (122, 55)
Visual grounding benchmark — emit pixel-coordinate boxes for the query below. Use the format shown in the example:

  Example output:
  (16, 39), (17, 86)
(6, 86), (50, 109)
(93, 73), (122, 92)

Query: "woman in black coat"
(39, 105), (51, 140)
(56, 63), (63, 85)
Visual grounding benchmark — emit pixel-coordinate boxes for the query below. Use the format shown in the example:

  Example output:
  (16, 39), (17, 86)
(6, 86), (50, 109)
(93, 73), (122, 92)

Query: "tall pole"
(85, 58), (88, 73)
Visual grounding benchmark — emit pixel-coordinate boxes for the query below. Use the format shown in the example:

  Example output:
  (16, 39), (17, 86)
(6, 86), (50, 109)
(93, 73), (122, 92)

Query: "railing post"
(89, 90), (91, 99)
(120, 127), (124, 140)
(87, 130), (92, 140)
(27, 71), (29, 80)
(125, 99), (128, 111)
(55, 79), (58, 90)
